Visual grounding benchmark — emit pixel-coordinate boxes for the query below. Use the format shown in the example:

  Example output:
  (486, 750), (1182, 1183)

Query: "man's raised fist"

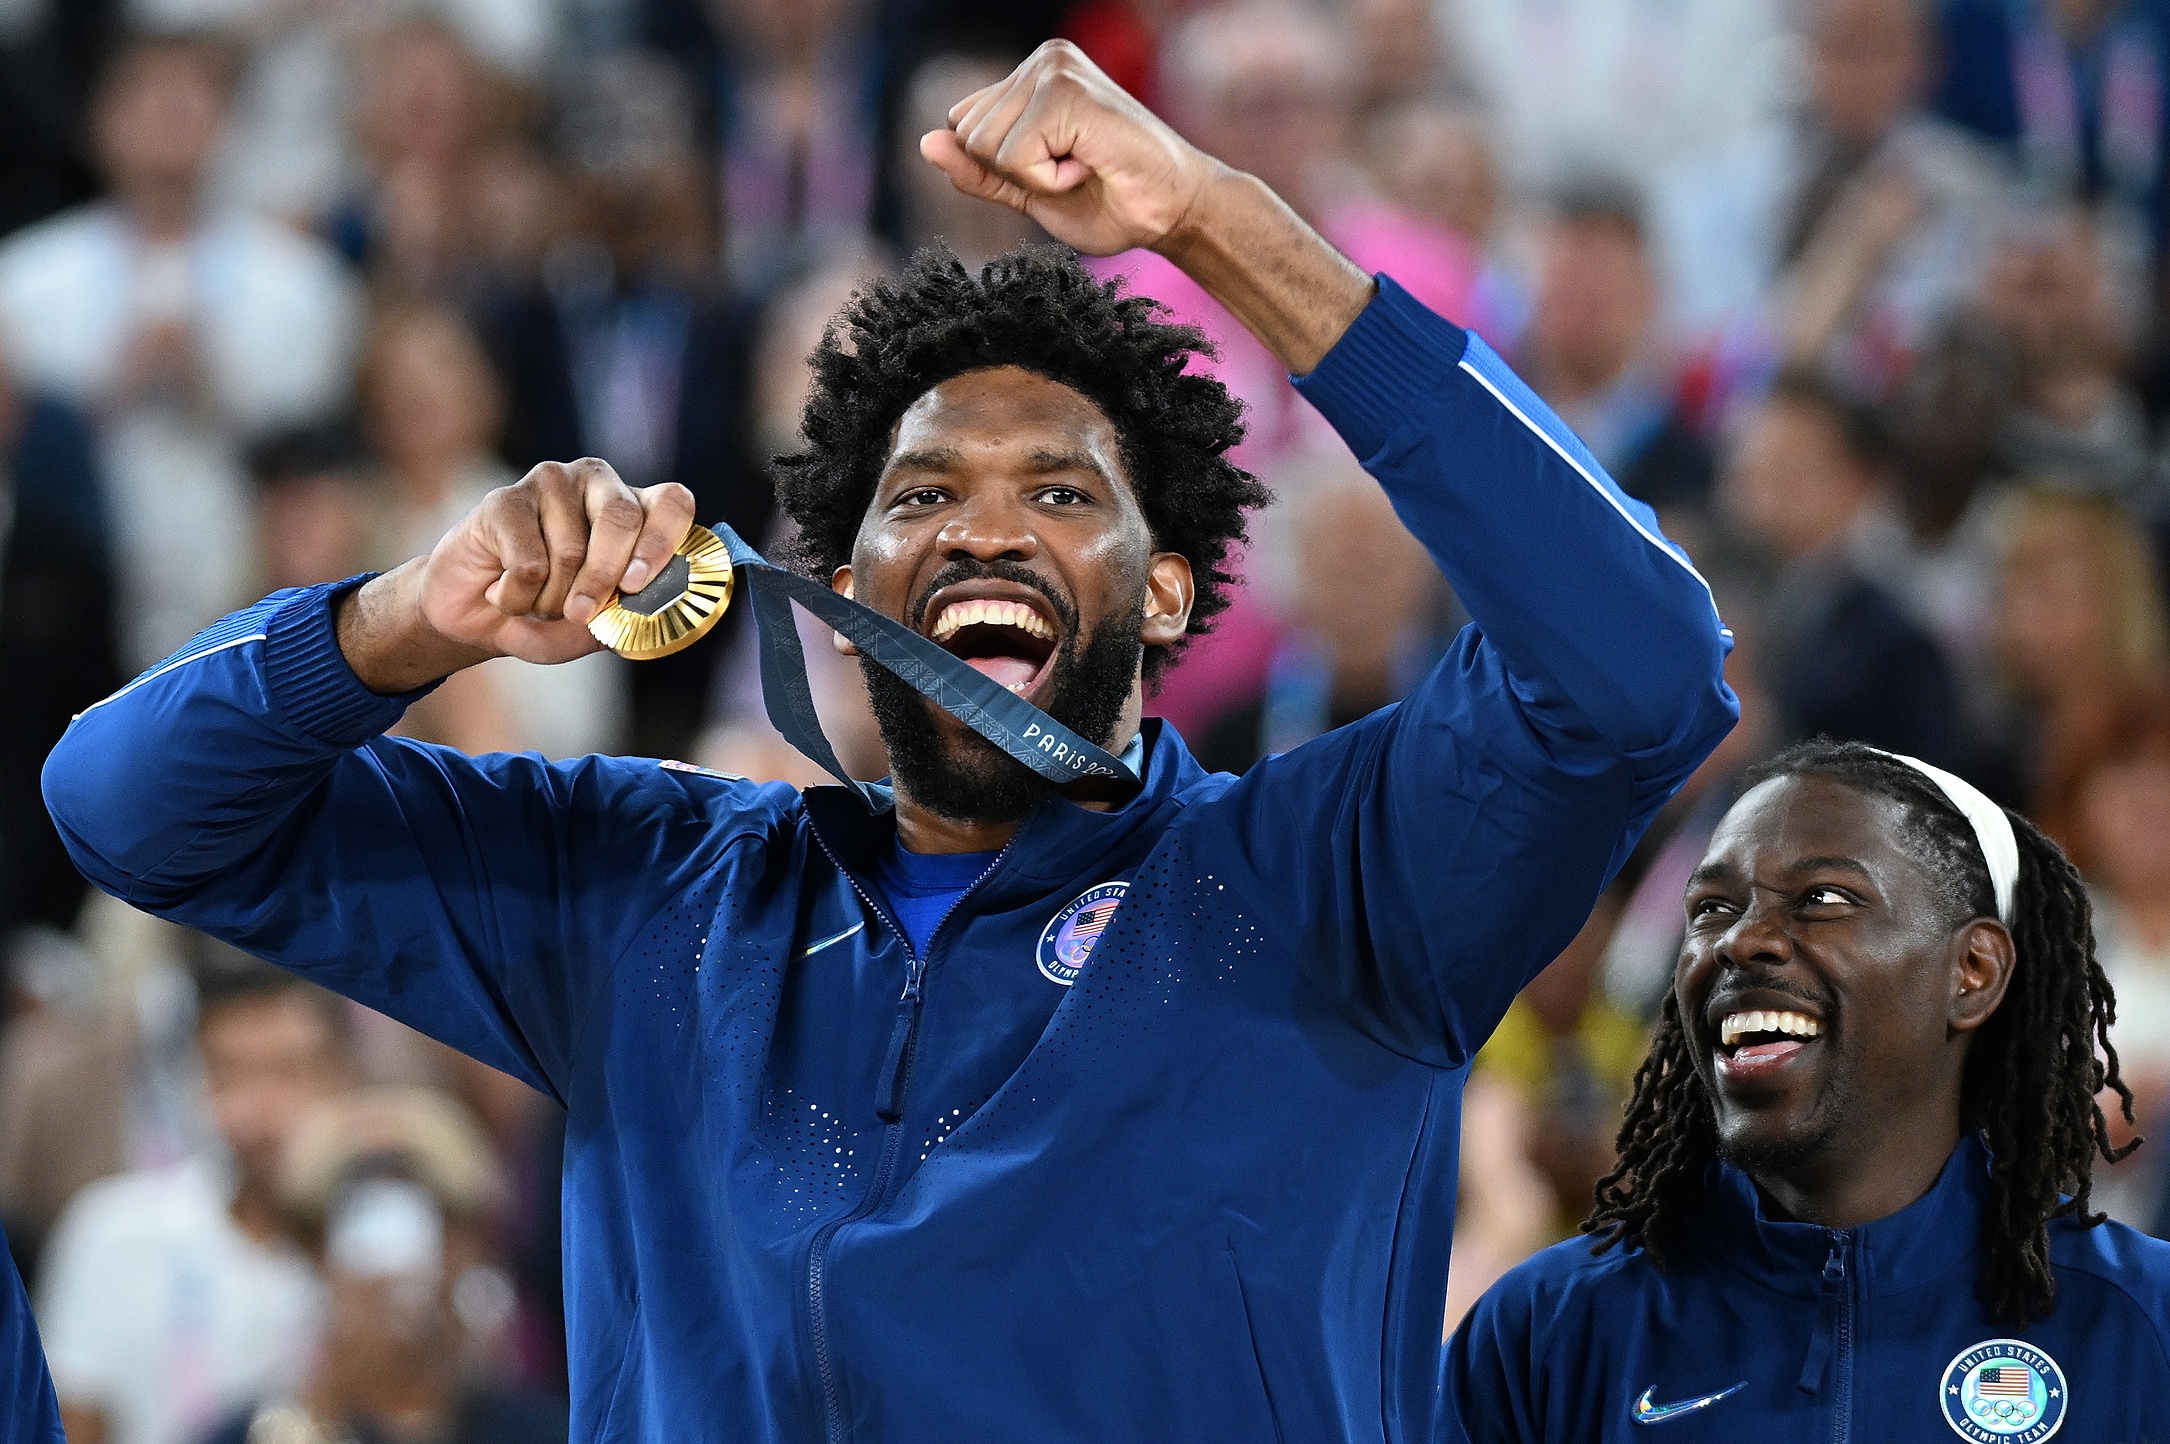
(919, 40), (1221, 259)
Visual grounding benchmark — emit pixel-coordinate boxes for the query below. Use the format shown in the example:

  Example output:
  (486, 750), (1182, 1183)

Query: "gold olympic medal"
(586, 523), (735, 660)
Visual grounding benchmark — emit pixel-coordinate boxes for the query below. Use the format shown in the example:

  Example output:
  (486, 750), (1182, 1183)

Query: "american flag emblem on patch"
(1037, 881), (1130, 985)
(1976, 1365), (2033, 1398)
(1070, 902), (1119, 939)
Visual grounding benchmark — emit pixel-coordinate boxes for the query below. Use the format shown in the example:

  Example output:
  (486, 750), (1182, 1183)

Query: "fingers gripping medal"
(586, 524), (735, 660)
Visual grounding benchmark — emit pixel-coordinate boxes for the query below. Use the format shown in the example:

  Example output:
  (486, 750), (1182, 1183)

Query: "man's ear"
(1140, 552), (1193, 648)
(830, 567), (860, 656)
(1950, 918), (2017, 1035)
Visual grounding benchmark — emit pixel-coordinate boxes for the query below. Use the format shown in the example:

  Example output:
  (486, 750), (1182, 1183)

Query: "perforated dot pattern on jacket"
(750, 1083), (865, 1219)
(944, 833), (1268, 1152)
(620, 857), (873, 1218)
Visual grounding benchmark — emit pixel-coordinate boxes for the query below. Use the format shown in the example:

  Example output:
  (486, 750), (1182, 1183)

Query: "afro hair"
(772, 245), (1268, 680)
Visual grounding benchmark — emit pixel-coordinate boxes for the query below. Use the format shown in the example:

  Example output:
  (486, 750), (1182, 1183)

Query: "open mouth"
(1715, 1007), (1824, 1079)
(927, 594), (1060, 697)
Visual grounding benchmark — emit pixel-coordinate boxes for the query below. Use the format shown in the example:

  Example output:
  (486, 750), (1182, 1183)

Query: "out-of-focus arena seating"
(0, 0), (2165, 1438)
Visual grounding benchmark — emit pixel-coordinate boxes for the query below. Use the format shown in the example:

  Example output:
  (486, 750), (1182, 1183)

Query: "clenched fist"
(338, 459), (695, 693)
(919, 40), (1218, 259)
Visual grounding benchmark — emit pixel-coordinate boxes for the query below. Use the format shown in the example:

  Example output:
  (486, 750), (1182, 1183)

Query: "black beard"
(863, 568), (1143, 825)
(1713, 1069), (1855, 1186)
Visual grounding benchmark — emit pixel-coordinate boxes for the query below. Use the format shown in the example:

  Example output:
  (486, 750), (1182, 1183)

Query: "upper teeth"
(1720, 1010), (1823, 1047)
(931, 599), (1053, 643)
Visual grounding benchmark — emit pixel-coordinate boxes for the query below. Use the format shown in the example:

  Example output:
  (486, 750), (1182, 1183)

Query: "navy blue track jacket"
(1444, 1135), (2170, 1442)
(43, 277), (1735, 1443)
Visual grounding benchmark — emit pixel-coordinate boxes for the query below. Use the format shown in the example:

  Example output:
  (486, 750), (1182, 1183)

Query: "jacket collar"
(799, 720), (1208, 906)
(1703, 1133), (1990, 1299)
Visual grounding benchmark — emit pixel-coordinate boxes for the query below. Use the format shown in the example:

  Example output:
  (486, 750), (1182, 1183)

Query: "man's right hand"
(337, 459), (695, 694)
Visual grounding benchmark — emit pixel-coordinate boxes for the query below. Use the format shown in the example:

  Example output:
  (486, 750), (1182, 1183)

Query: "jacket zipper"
(1825, 1231), (1854, 1444)
(802, 828), (1012, 1444)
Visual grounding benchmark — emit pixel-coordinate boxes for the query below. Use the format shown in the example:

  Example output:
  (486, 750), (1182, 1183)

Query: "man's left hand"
(920, 40), (1218, 259)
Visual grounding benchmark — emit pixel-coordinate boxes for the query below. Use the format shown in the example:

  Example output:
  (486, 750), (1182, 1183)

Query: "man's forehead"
(888, 366), (1122, 458)
(1699, 774), (1909, 875)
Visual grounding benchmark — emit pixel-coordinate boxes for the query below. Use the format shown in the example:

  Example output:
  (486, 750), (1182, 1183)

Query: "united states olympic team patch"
(1036, 882), (1128, 985)
(1940, 1338), (2066, 1442)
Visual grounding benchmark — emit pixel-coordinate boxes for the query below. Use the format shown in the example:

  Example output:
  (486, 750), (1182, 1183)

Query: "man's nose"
(938, 494), (1038, 563)
(1718, 895), (1795, 969)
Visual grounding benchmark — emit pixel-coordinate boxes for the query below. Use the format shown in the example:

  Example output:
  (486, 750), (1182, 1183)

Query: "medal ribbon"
(707, 523), (1141, 808)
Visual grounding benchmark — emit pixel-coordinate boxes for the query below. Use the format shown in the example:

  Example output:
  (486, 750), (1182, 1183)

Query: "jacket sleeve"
(41, 581), (783, 1100)
(1205, 276), (1735, 1066)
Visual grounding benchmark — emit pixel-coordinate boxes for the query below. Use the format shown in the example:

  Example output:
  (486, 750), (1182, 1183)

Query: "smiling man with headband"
(1444, 737), (2170, 1441)
(44, 42), (1736, 1444)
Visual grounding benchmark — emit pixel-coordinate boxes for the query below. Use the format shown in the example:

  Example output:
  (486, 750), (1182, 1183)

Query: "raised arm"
(927, 44), (1736, 1062)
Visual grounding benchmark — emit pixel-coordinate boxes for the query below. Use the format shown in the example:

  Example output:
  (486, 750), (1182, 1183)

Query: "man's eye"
(1688, 896), (1735, 922)
(1803, 886), (1853, 908)
(899, 489), (946, 507)
(1038, 487), (1087, 505)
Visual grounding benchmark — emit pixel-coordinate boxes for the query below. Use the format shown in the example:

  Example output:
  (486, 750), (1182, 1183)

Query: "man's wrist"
(334, 561), (497, 695)
(1145, 168), (1373, 376)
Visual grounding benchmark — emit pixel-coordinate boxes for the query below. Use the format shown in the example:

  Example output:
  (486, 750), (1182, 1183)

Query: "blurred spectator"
(702, 0), (881, 287)
(894, 49), (1041, 265)
(1861, 318), (2021, 666)
(1193, 455), (1447, 774)
(485, 51), (757, 524)
(1351, 0), (1450, 119)
(0, 0), (105, 240)
(1934, 0), (2170, 259)
(0, 345), (120, 933)
(1655, 0), (2008, 399)
(1513, 180), (1714, 510)
(1472, 885), (1642, 1240)
(250, 422), (374, 593)
(1972, 203), (2155, 500)
(1091, 0), (1472, 739)
(214, 0), (554, 236)
(0, 899), (214, 1289)
(1990, 485), (2170, 845)
(208, 1087), (564, 1444)
(1055, 0), (1167, 101)
(2065, 690), (2170, 1227)
(0, 31), (361, 670)
(480, 50), (757, 757)
(1362, 99), (1532, 347)
(1720, 368), (1977, 772)
(1447, 0), (1786, 191)
(362, 304), (627, 760)
(330, 16), (507, 299)
(38, 958), (352, 1444)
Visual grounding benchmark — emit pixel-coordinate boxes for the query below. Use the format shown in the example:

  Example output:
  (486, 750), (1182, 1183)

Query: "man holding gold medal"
(46, 42), (1734, 1444)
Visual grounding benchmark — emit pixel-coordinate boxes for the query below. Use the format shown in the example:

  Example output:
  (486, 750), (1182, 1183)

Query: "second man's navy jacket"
(43, 277), (1735, 1443)
(1445, 1135), (2170, 1441)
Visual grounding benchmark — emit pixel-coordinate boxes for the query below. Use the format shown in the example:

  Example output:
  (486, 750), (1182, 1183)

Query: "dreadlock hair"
(1585, 737), (2137, 1324)
(772, 245), (1268, 682)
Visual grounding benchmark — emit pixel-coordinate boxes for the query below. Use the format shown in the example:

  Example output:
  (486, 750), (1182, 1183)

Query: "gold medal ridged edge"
(587, 524), (736, 660)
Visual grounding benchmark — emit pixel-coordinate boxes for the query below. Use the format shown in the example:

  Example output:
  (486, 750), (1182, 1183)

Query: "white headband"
(1875, 751), (2019, 925)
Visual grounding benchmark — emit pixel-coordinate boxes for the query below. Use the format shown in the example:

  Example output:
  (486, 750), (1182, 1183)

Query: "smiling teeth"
(930, 599), (1054, 643)
(1720, 1010), (1824, 1047)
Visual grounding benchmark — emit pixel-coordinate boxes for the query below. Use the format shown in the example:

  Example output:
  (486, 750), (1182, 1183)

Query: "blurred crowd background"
(0, 0), (2168, 1439)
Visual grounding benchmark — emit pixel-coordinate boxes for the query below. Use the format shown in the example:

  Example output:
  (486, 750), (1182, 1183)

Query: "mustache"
(1701, 975), (1830, 1029)
(907, 560), (1076, 631)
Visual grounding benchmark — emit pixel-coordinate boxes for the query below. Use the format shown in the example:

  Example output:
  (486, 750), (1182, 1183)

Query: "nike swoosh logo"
(1633, 1382), (1746, 1424)
(802, 922), (865, 957)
